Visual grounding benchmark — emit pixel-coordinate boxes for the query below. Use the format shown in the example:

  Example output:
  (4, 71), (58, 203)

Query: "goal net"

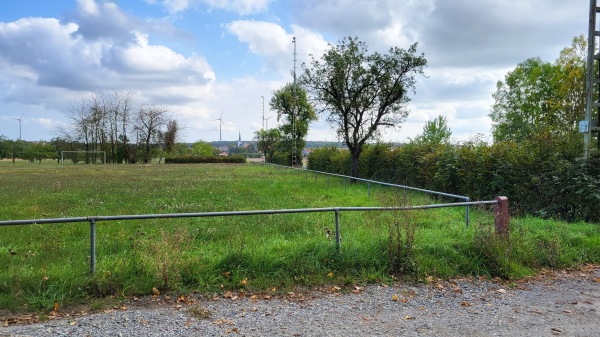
(60, 151), (107, 164)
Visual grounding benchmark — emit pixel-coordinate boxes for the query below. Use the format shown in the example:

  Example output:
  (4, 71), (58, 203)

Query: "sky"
(0, 0), (589, 143)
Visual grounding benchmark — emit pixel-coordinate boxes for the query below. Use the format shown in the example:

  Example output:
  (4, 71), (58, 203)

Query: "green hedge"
(308, 136), (599, 222)
(165, 156), (246, 164)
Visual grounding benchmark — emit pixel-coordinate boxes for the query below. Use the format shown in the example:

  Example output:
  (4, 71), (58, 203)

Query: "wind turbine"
(13, 114), (23, 140)
(265, 115), (272, 130)
(215, 112), (224, 142)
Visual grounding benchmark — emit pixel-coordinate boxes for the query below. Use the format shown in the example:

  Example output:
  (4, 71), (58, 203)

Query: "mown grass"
(0, 160), (599, 312)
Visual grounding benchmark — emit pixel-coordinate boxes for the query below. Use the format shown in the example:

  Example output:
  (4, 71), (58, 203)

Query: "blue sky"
(0, 0), (588, 143)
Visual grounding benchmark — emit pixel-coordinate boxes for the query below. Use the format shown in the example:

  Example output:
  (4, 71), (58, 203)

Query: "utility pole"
(292, 36), (297, 167)
(584, 0), (599, 159)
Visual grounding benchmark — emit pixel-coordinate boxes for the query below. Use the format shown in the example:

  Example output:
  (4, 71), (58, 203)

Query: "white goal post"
(60, 151), (107, 164)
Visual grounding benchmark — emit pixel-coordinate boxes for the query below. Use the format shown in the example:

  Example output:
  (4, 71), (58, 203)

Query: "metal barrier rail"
(0, 200), (498, 275)
(263, 163), (472, 226)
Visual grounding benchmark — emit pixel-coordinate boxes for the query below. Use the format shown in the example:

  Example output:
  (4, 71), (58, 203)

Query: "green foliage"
(307, 133), (599, 222)
(165, 156), (245, 164)
(270, 83), (316, 164)
(302, 36), (427, 177)
(412, 115), (452, 145)
(191, 141), (216, 157)
(490, 36), (586, 142)
(254, 129), (281, 163)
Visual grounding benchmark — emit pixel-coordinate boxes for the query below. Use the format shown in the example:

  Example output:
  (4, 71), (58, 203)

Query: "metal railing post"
(368, 181), (371, 198)
(465, 197), (470, 228)
(334, 208), (340, 252)
(89, 218), (96, 275)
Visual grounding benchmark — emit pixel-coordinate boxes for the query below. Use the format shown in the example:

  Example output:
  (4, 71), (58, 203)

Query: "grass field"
(1, 161), (599, 312)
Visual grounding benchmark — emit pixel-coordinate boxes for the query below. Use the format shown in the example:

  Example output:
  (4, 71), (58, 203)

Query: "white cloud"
(225, 20), (329, 75)
(148, 0), (271, 15)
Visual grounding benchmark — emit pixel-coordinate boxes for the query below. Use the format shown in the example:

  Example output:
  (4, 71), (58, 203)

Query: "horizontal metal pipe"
(0, 200), (498, 227)
(263, 163), (469, 201)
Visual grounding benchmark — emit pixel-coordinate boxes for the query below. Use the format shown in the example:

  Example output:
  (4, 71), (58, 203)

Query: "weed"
(188, 305), (212, 319)
(473, 224), (512, 279)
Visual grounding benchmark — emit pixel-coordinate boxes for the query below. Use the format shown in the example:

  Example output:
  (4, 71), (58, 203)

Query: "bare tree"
(135, 102), (169, 163)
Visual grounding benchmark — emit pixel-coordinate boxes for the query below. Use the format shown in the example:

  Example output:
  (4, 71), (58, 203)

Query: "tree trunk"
(350, 150), (360, 182)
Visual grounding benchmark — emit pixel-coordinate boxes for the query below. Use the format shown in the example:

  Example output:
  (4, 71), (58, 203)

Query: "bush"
(165, 156), (246, 164)
(306, 135), (599, 222)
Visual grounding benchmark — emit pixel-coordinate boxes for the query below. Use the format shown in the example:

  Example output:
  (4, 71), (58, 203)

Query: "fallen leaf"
(223, 291), (233, 298)
(497, 289), (507, 293)
(152, 287), (161, 295)
(531, 310), (543, 315)
(400, 298), (408, 303)
(403, 315), (415, 320)
(240, 278), (248, 286)
(120, 306), (127, 311)
(327, 272), (334, 278)
(563, 310), (572, 314)
(175, 305), (183, 310)
(551, 327), (562, 335)
(69, 320), (77, 326)
(53, 302), (59, 312)
(595, 278), (600, 283)
(461, 301), (472, 307)
(435, 283), (444, 290)
(425, 276), (434, 283)
(391, 294), (399, 302)
(250, 295), (258, 300)
(333, 286), (341, 291)
(223, 271), (232, 278)
(4, 320), (8, 327)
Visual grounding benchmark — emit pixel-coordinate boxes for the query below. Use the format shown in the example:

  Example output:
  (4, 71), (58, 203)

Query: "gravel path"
(2, 267), (599, 337)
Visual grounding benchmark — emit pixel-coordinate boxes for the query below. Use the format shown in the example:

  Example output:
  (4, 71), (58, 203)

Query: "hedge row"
(165, 156), (246, 164)
(307, 135), (600, 222)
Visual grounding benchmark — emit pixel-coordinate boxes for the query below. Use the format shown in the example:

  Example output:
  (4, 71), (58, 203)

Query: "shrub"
(165, 156), (246, 164)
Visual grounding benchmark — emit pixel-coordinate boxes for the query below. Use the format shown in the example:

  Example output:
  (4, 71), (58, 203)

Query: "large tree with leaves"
(254, 128), (281, 163)
(490, 35), (586, 142)
(413, 115), (452, 145)
(301, 36), (427, 178)
(269, 83), (317, 165)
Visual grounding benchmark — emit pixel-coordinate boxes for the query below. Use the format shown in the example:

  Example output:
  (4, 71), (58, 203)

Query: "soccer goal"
(60, 151), (107, 164)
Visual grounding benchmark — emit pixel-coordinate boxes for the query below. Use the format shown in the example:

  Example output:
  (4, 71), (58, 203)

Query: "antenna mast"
(292, 36), (297, 167)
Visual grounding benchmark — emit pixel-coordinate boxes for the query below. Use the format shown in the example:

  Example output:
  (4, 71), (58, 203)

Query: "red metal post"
(494, 196), (509, 237)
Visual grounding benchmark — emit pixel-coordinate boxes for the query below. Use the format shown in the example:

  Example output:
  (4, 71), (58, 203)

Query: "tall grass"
(0, 161), (598, 312)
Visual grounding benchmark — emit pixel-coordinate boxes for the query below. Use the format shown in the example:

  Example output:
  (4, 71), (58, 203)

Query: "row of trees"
(57, 90), (179, 164)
